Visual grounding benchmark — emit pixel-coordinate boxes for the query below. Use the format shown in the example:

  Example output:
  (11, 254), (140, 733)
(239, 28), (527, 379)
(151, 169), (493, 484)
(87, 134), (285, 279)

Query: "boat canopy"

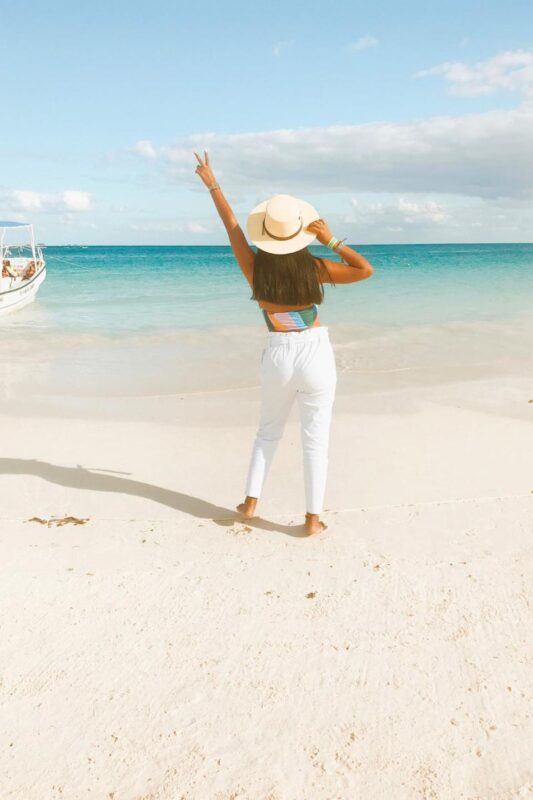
(1, 221), (37, 262)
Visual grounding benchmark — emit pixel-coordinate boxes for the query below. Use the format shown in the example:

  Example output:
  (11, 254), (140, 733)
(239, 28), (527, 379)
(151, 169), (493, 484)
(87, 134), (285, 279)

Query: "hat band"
(262, 216), (303, 241)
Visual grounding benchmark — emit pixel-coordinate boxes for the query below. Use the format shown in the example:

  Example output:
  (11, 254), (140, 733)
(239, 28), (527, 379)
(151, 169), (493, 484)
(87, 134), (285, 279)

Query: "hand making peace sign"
(194, 151), (217, 189)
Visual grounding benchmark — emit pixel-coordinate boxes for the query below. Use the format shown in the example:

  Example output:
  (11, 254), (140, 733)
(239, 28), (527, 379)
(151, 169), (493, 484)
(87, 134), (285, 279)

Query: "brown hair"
(250, 247), (335, 305)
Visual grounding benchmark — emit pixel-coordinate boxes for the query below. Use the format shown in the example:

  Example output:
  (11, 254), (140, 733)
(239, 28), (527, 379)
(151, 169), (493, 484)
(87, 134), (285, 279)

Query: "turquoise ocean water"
(1, 244), (532, 400)
(4, 243), (533, 332)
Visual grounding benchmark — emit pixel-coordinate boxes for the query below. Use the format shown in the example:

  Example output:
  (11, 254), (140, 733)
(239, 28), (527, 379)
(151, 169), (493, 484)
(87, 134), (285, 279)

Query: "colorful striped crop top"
(261, 303), (321, 332)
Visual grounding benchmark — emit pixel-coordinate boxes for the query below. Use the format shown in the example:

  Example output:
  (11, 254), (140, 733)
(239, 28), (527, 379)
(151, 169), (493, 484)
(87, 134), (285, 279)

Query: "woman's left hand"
(194, 151), (217, 188)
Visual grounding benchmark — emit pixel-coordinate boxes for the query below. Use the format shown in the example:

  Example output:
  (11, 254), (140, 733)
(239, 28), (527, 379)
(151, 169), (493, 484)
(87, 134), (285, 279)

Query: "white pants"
(245, 326), (337, 515)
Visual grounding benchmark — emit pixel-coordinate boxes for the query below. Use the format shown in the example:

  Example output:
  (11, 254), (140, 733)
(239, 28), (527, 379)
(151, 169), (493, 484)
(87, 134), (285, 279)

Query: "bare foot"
(304, 513), (328, 536)
(236, 496), (258, 520)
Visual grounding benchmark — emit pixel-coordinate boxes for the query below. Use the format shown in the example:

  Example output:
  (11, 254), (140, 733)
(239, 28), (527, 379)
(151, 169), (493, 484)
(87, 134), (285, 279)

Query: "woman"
(194, 151), (374, 535)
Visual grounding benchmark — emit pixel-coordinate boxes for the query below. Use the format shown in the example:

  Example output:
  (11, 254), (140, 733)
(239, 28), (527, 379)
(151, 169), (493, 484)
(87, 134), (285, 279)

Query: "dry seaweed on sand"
(27, 516), (89, 528)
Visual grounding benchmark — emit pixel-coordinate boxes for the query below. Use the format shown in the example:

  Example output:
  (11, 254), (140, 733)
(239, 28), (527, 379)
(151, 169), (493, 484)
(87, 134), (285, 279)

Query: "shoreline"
(1, 371), (532, 515)
(1, 366), (531, 425)
(1, 315), (532, 413)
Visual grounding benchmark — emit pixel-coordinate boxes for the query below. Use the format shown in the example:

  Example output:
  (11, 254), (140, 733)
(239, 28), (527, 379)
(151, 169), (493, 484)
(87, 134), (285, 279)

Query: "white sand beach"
(1, 364), (532, 799)
(4, 0), (533, 793)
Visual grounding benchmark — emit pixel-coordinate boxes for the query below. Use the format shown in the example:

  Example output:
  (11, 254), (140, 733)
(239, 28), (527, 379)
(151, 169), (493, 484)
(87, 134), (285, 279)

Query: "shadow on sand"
(0, 458), (307, 538)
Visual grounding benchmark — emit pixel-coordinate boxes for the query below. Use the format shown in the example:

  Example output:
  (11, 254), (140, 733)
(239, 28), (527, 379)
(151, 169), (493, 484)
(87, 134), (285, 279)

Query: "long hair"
(251, 247), (335, 305)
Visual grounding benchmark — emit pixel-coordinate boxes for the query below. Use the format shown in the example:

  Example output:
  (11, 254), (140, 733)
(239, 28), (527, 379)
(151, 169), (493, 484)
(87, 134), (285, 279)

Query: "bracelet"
(326, 236), (347, 251)
(208, 182), (220, 193)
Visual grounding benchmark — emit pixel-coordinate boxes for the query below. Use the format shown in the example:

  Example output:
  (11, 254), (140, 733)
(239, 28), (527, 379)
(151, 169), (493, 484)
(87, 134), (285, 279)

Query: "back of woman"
(194, 152), (374, 535)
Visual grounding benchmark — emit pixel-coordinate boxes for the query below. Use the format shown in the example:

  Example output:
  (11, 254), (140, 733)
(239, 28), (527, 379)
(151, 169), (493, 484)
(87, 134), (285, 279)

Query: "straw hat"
(246, 194), (319, 254)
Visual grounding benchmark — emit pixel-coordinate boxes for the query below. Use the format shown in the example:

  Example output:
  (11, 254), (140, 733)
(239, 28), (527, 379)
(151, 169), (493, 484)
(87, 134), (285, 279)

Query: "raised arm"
(306, 219), (374, 284)
(194, 151), (255, 288)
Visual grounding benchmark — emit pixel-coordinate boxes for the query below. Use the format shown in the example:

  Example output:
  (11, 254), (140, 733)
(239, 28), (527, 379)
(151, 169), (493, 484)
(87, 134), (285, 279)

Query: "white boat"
(0, 221), (46, 316)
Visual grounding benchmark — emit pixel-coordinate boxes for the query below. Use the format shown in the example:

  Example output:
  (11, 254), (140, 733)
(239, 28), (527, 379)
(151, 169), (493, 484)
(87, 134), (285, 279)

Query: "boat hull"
(0, 266), (46, 316)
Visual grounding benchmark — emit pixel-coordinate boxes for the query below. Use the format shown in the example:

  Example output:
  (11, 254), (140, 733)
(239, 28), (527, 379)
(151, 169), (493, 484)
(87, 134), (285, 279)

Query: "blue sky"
(1, 0), (532, 243)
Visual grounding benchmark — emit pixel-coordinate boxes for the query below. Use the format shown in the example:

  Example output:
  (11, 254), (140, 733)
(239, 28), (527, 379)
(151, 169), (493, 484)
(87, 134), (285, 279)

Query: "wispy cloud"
(349, 196), (450, 229)
(2, 190), (92, 213)
(184, 221), (208, 233)
(131, 140), (158, 159)
(344, 193), (532, 241)
(416, 49), (533, 97)
(398, 198), (449, 223)
(129, 220), (209, 234)
(273, 39), (293, 57)
(350, 35), (378, 52)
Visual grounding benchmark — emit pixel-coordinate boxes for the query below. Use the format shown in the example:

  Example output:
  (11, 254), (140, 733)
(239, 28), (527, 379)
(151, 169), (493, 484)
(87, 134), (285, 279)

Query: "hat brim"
(246, 198), (319, 254)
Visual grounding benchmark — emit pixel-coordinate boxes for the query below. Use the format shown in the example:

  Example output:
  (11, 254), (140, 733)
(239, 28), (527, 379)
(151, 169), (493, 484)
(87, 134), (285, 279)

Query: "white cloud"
(416, 49), (533, 97)
(273, 40), (293, 57)
(343, 193), (533, 242)
(131, 139), (158, 159)
(129, 222), (178, 232)
(5, 190), (92, 213)
(9, 191), (43, 212)
(61, 191), (92, 211)
(350, 35), (378, 52)
(131, 105), (533, 200)
(129, 220), (209, 234)
(184, 221), (208, 233)
(350, 196), (450, 227)
(398, 198), (449, 223)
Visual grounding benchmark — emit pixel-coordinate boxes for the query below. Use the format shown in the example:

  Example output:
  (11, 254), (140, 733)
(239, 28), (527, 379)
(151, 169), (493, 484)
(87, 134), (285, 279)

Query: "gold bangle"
(208, 182), (220, 192)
